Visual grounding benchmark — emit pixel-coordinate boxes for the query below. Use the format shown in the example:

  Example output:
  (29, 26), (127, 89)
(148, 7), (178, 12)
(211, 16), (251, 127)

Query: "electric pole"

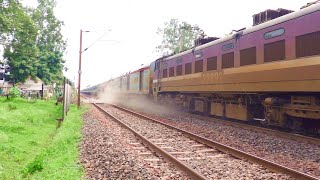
(77, 30), (83, 109)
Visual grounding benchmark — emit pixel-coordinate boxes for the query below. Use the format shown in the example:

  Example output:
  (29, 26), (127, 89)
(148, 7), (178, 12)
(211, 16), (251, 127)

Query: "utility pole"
(77, 29), (110, 108)
(77, 30), (83, 109)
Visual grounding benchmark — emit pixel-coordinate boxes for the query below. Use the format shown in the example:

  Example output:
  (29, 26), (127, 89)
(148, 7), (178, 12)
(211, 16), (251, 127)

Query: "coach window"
(207, 56), (217, 71)
(176, 65), (183, 76)
(240, 47), (256, 66)
(222, 52), (234, 69)
(185, 62), (192, 75)
(296, 30), (320, 58)
(169, 67), (174, 77)
(264, 40), (285, 62)
(195, 60), (203, 73)
(162, 68), (168, 78)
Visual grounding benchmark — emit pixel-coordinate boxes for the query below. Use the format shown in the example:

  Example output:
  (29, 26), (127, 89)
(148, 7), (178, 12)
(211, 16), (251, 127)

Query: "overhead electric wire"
(82, 30), (111, 53)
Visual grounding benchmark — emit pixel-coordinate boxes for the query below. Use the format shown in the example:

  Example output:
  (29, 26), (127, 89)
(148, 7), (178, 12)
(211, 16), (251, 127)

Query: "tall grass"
(28, 105), (87, 179)
(0, 97), (86, 179)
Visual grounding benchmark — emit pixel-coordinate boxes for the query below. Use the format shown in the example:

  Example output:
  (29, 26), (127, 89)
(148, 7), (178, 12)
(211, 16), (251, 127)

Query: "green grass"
(0, 97), (87, 179)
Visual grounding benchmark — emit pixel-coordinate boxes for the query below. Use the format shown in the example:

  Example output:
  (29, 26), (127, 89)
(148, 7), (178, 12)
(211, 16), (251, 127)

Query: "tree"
(156, 19), (206, 55)
(32, 0), (66, 85)
(1, 0), (39, 83)
(0, 0), (66, 84)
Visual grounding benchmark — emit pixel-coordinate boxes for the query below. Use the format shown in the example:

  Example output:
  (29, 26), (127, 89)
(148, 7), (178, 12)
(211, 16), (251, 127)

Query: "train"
(83, 3), (320, 134)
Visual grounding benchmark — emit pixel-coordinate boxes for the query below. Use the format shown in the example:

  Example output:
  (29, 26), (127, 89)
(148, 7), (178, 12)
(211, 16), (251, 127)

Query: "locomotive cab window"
(154, 63), (157, 72)
(155, 60), (160, 71)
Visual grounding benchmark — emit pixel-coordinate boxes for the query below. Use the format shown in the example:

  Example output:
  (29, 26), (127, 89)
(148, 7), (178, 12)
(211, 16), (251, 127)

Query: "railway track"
(91, 102), (318, 179)
(93, 103), (206, 179)
(206, 115), (320, 145)
(81, 105), (190, 179)
(83, 94), (319, 145)
(151, 111), (320, 146)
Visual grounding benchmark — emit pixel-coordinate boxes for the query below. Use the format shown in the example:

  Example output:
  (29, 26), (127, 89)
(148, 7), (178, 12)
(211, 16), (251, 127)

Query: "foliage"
(30, 105), (87, 179)
(0, 98), (61, 178)
(156, 19), (206, 55)
(8, 86), (21, 98)
(23, 155), (44, 176)
(0, 0), (66, 84)
(1, 0), (39, 83)
(0, 97), (86, 179)
(32, 0), (66, 85)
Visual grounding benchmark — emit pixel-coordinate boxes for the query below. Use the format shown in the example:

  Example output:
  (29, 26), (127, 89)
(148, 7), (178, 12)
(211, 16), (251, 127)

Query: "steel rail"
(82, 95), (320, 145)
(110, 103), (318, 180)
(190, 113), (320, 146)
(92, 103), (207, 180)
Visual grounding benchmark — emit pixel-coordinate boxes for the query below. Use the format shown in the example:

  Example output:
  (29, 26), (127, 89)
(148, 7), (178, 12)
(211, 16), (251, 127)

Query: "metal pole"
(77, 30), (83, 109)
(41, 84), (44, 99)
(62, 77), (66, 120)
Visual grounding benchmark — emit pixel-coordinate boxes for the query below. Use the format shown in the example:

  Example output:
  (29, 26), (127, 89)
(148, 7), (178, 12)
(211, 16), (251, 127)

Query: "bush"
(8, 87), (21, 98)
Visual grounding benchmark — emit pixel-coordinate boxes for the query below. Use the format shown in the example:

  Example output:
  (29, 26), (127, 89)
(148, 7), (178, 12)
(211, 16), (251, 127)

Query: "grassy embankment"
(0, 97), (87, 179)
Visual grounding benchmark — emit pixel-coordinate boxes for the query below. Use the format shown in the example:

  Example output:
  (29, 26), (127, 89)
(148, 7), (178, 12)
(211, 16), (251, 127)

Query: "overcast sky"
(24, 0), (311, 88)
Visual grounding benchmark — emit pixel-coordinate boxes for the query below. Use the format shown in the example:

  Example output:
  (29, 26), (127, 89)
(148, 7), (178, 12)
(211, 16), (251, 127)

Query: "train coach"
(119, 66), (153, 95)
(90, 65), (154, 97)
(88, 3), (320, 133)
(152, 4), (320, 132)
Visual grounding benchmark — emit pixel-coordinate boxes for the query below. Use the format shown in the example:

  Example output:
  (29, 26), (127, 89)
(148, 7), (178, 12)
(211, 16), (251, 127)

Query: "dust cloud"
(96, 89), (178, 116)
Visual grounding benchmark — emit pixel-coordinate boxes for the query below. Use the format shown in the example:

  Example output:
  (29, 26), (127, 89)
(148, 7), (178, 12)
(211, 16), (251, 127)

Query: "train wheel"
(286, 116), (303, 132)
(188, 99), (195, 113)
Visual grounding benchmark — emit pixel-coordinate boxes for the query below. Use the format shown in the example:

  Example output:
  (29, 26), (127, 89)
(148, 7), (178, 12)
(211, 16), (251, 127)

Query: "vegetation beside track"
(0, 97), (87, 179)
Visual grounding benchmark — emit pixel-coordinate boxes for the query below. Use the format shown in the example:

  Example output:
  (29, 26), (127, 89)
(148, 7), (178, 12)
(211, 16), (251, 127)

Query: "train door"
(155, 59), (161, 90)
(127, 75), (130, 91)
(152, 59), (162, 101)
(139, 70), (143, 91)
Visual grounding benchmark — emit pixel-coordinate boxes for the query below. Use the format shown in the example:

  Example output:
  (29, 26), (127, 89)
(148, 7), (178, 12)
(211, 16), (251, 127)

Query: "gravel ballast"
(80, 106), (188, 179)
(111, 98), (320, 177)
(102, 104), (291, 179)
